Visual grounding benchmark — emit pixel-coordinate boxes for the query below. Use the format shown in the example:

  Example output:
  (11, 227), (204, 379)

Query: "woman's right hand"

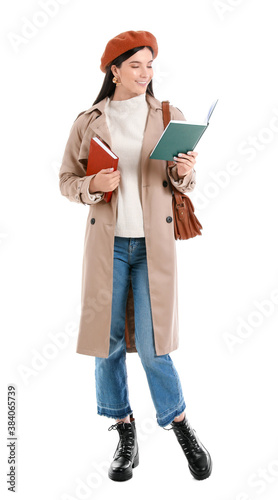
(89, 168), (121, 193)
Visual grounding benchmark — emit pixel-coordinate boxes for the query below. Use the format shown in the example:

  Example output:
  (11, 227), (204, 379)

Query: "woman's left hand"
(173, 151), (198, 176)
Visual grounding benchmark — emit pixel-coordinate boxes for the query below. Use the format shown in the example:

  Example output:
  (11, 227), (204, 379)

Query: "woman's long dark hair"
(93, 46), (155, 105)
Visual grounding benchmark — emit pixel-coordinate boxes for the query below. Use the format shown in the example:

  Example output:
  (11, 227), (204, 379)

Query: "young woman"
(59, 30), (212, 482)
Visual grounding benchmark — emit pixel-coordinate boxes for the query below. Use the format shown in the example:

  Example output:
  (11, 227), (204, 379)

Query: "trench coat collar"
(85, 93), (163, 152)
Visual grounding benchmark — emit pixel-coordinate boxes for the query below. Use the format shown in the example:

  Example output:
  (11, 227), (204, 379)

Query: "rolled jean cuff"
(156, 397), (186, 428)
(97, 402), (133, 420)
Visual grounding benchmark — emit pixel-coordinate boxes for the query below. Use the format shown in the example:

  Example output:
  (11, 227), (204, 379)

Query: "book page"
(93, 137), (118, 159)
(205, 99), (218, 124)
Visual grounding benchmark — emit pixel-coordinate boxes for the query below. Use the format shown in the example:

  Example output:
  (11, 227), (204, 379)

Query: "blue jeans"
(94, 236), (186, 428)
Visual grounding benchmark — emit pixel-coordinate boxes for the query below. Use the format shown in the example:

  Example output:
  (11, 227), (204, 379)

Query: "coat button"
(163, 180), (168, 187)
(166, 216), (172, 223)
(90, 218), (95, 224)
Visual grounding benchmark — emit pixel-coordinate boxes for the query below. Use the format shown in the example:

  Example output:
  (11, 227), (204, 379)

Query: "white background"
(1, 0), (278, 499)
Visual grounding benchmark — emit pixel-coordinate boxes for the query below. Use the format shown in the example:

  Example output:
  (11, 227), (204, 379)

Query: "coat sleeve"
(59, 113), (104, 205)
(166, 105), (197, 194)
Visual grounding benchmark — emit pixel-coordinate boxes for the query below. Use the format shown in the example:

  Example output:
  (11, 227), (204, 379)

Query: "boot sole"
(108, 452), (139, 482)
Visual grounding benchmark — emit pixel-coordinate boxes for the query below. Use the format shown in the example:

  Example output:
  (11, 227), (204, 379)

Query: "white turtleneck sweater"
(87, 93), (149, 237)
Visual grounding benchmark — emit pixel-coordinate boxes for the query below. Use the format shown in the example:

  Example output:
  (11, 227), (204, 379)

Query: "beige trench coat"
(59, 93), (196, 358)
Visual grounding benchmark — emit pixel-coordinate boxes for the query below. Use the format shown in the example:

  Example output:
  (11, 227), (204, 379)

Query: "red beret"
(100, 30), (158, 73)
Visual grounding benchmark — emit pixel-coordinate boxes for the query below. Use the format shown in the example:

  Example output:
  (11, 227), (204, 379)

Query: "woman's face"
(111, 47), (154, 100)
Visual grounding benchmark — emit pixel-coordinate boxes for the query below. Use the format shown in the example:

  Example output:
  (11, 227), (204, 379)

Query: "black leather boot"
(108, 413), (139, 481)
(164, 414), (212, 480)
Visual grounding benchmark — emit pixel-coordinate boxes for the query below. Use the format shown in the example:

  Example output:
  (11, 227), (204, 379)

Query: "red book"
(86, 137), (119, 203)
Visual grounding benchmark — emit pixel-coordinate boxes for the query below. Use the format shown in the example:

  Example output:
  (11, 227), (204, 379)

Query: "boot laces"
(108, 422), (134, 460)
(163, 419), (201, 453)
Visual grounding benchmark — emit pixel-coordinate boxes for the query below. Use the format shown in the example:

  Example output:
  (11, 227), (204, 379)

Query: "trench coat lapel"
(89, 115), (112, 150)
(140, 97), (163, 179)
(86, 98), (112, 149)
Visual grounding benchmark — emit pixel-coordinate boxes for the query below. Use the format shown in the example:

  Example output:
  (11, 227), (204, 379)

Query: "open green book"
(150, 99), (218, 161)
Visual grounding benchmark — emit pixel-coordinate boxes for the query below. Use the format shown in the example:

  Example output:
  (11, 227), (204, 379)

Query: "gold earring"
(112, 76), (121, 86)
